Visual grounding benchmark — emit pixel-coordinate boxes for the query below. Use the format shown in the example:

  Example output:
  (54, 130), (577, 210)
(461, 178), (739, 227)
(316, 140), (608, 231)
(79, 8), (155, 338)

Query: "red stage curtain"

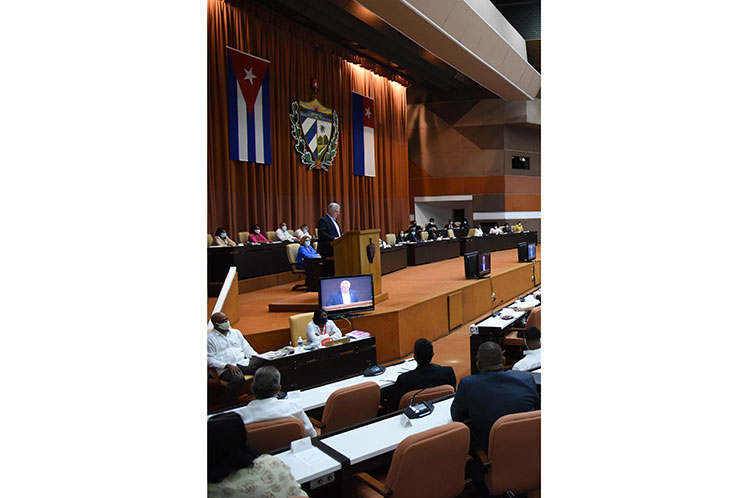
(208, 0), (410, 239)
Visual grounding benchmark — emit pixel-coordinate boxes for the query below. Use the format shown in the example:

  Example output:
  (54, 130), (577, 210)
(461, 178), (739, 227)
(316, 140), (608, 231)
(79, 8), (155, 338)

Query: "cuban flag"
(352, 91), (376, 177)
(226, 47), (272, 164)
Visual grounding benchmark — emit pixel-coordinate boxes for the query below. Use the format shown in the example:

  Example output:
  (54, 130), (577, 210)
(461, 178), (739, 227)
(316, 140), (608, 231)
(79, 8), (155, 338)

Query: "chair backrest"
(384, 422), (469, 498)
(315, 227), (318, 238)
(313, 241), (318, 251)
(289, 312), (314, 345)
(467, 228), (477, 237)
(454, 221), (461, 227)
(238, 231), (250, 244)
(447, 229), (455, 238)
(485, 410), (541, 496)
(266, 231), (277, 242)
(244, 417), (306, 453)
(397, 384), (455, 410)
(386, 233), (396, 245)
(286, 243), (301, 270)
(526, 306), (541, 330)
(208, 234), (214, 247)
(420, 231), (429, 241)
(320, 381), (380, 434)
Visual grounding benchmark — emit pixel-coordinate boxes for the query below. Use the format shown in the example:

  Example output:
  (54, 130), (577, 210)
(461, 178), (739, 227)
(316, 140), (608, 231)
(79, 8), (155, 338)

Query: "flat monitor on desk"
(464, 251), (478, 279)
(517, 242), (536, 262)
(319, 274), (375, 317)
(478, 252), (491, 278)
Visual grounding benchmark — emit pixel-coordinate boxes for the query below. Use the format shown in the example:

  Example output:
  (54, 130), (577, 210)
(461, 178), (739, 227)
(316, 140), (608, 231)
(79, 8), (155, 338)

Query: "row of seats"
(245, 400), (540, 497)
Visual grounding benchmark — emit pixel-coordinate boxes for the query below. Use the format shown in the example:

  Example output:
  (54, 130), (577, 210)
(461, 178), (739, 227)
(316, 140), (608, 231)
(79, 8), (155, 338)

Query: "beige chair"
(238, 231), (250, 244)
(266, 230), (278, 242)
(385, 233), (396, 245)
(289, 312), (314, 346)
(503, 306), (541, 347)
(454, 221), (461, 227)
(397, 385), (455, 410)
(310, 382), (380, 435)
(353, 422), (470, 498)
(477, 411), (541, 497)
(286, 243), (308, 291)
(447, 229), (455, 239)
(315, 228), (318, 238)
(467, 228), (477, 237)
(420, 231), (429, 241)
(244, 417), (306, 453)
(313, 241), (318, 251)
(207, 234), (214, 247)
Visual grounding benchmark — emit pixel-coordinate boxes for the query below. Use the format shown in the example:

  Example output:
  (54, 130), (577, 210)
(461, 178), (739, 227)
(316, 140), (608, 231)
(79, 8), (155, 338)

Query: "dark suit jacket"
(450, 370), (539, 451)
(384, 363), (456, 411)
(325, 289), (359, 306)
(406, 230), (421, 243)
(317, 214), (341, 258)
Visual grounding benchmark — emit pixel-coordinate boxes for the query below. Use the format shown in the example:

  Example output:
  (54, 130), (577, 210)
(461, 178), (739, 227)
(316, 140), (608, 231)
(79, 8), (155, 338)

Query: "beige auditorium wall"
(407, 91), (540, 240)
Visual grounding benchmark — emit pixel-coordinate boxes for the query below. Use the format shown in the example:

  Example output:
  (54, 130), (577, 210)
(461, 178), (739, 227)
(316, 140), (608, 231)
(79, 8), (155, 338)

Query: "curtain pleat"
(208, 0), (410, 238)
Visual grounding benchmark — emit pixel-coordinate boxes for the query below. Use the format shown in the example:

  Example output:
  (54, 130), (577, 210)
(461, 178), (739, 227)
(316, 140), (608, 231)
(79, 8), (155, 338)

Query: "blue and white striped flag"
(352, 91), (376, 177)
(226, 47), (272, 164)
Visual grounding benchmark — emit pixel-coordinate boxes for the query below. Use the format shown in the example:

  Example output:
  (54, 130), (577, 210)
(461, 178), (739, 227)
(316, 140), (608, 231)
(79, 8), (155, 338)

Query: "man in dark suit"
(450, 341), (539, 451)
(383, 338), (456, 412)
(325, 279), (359, 306)
(317, 202), (342, 275)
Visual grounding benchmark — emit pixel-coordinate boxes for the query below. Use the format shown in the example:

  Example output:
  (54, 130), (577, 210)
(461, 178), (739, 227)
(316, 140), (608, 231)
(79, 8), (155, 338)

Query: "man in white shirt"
(207, 312), (266, 407)
(512, 326), (541, 372)
(275, 222), (298, 242)
(232, 366), (316, 438)
(294, 223), (311, 240)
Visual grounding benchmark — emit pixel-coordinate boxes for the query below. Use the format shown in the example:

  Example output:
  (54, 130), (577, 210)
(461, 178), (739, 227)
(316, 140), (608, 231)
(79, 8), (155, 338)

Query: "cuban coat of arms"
(290, 98), (339, 171)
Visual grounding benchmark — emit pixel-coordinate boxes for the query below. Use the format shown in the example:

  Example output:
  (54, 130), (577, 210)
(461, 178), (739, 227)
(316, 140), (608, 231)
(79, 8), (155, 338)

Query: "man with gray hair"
(450, 341), (539, 451)
(317, 202), (343, 275)
(232, 366), (316, 438)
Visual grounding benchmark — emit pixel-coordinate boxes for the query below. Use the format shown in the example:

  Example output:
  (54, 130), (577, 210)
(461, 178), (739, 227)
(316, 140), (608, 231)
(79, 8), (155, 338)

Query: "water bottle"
(297, 336), (303, 348)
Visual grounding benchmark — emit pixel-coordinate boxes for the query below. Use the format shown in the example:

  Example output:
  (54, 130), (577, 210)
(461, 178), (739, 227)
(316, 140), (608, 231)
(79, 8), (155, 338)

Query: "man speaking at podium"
(326, 279), (358, 306)
(317, 202), (343, 276)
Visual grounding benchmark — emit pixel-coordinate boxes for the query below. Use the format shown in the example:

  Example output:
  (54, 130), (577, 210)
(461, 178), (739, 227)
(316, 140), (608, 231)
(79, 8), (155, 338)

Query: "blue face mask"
(220, 232), (227, 238)
(304, 241), (311, 247)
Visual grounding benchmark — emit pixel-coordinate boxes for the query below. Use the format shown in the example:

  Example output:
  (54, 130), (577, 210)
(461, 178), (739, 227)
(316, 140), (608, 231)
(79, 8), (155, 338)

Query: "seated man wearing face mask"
(275, 222), (298, 242)
(306, 309), (342, 346)
(296, 234), (321, 269)
(207, 312), (267, 407)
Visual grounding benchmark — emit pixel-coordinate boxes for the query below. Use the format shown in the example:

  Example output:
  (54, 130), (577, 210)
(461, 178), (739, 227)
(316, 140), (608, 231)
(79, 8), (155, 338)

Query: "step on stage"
(231, 246), (541, 364)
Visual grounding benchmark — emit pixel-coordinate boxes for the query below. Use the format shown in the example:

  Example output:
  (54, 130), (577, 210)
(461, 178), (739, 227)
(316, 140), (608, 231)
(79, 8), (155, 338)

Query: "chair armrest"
(475, 446), (491, 469)
(309, 417), (326, 429)
(354, 472), (392, 497)
(208, 367), (221, 383)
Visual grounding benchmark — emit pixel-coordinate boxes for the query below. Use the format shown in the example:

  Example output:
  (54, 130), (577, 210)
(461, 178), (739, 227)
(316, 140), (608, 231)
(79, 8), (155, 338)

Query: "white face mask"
(254, 229), (261, 234)
(220, 232), (227, 238)
(281, 226), (287, 231)
(216, 320), (230, 331)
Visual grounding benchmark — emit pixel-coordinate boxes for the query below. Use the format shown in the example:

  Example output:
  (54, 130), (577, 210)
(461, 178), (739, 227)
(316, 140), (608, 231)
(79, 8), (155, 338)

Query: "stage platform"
(211, 246), (541, 364)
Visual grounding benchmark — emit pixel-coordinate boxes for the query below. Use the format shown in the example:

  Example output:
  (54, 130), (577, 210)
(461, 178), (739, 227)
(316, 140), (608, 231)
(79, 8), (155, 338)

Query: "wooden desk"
(404, 238), (461, 266)
(380, 245), (407, 274)
(459, 231), (538, 255)
(208, 242), (290, 282)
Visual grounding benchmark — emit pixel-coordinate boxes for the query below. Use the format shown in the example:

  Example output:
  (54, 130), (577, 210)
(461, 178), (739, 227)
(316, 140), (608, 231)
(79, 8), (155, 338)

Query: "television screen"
(319, 274), (375, 317)
(478, 252), (491, 277)
(517, 242), (528, 262)
(527, 243), (536, 261)
(464, 251), (478, 279)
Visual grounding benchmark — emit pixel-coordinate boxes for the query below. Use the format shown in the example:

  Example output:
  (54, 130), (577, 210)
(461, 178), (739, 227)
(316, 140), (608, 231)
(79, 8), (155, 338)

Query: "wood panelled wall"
(208, 0), (411, 239)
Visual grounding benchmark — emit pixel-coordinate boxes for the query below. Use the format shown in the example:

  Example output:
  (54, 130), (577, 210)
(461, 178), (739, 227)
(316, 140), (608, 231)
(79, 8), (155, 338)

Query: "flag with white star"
(226, 47), (272, 164)
(352, 91), (376, 177)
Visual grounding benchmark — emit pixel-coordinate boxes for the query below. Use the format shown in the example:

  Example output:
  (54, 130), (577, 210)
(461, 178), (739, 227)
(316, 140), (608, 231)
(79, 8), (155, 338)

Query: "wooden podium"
(331, 229), (388, 303)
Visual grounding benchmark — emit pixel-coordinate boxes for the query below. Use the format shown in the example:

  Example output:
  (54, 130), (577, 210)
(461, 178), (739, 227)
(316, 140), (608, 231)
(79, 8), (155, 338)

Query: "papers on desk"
(257, 350), (286, 360)
(346, 330), (370, 340)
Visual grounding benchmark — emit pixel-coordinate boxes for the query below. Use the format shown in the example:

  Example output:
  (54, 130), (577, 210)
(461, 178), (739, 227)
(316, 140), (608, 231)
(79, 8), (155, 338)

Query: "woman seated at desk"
(208, 412), (307, 498)
(306, 309), (342, 346)
(296, 234), (321, 268)
(213, 227), (237, 247)
(248, 224), (270, 243)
